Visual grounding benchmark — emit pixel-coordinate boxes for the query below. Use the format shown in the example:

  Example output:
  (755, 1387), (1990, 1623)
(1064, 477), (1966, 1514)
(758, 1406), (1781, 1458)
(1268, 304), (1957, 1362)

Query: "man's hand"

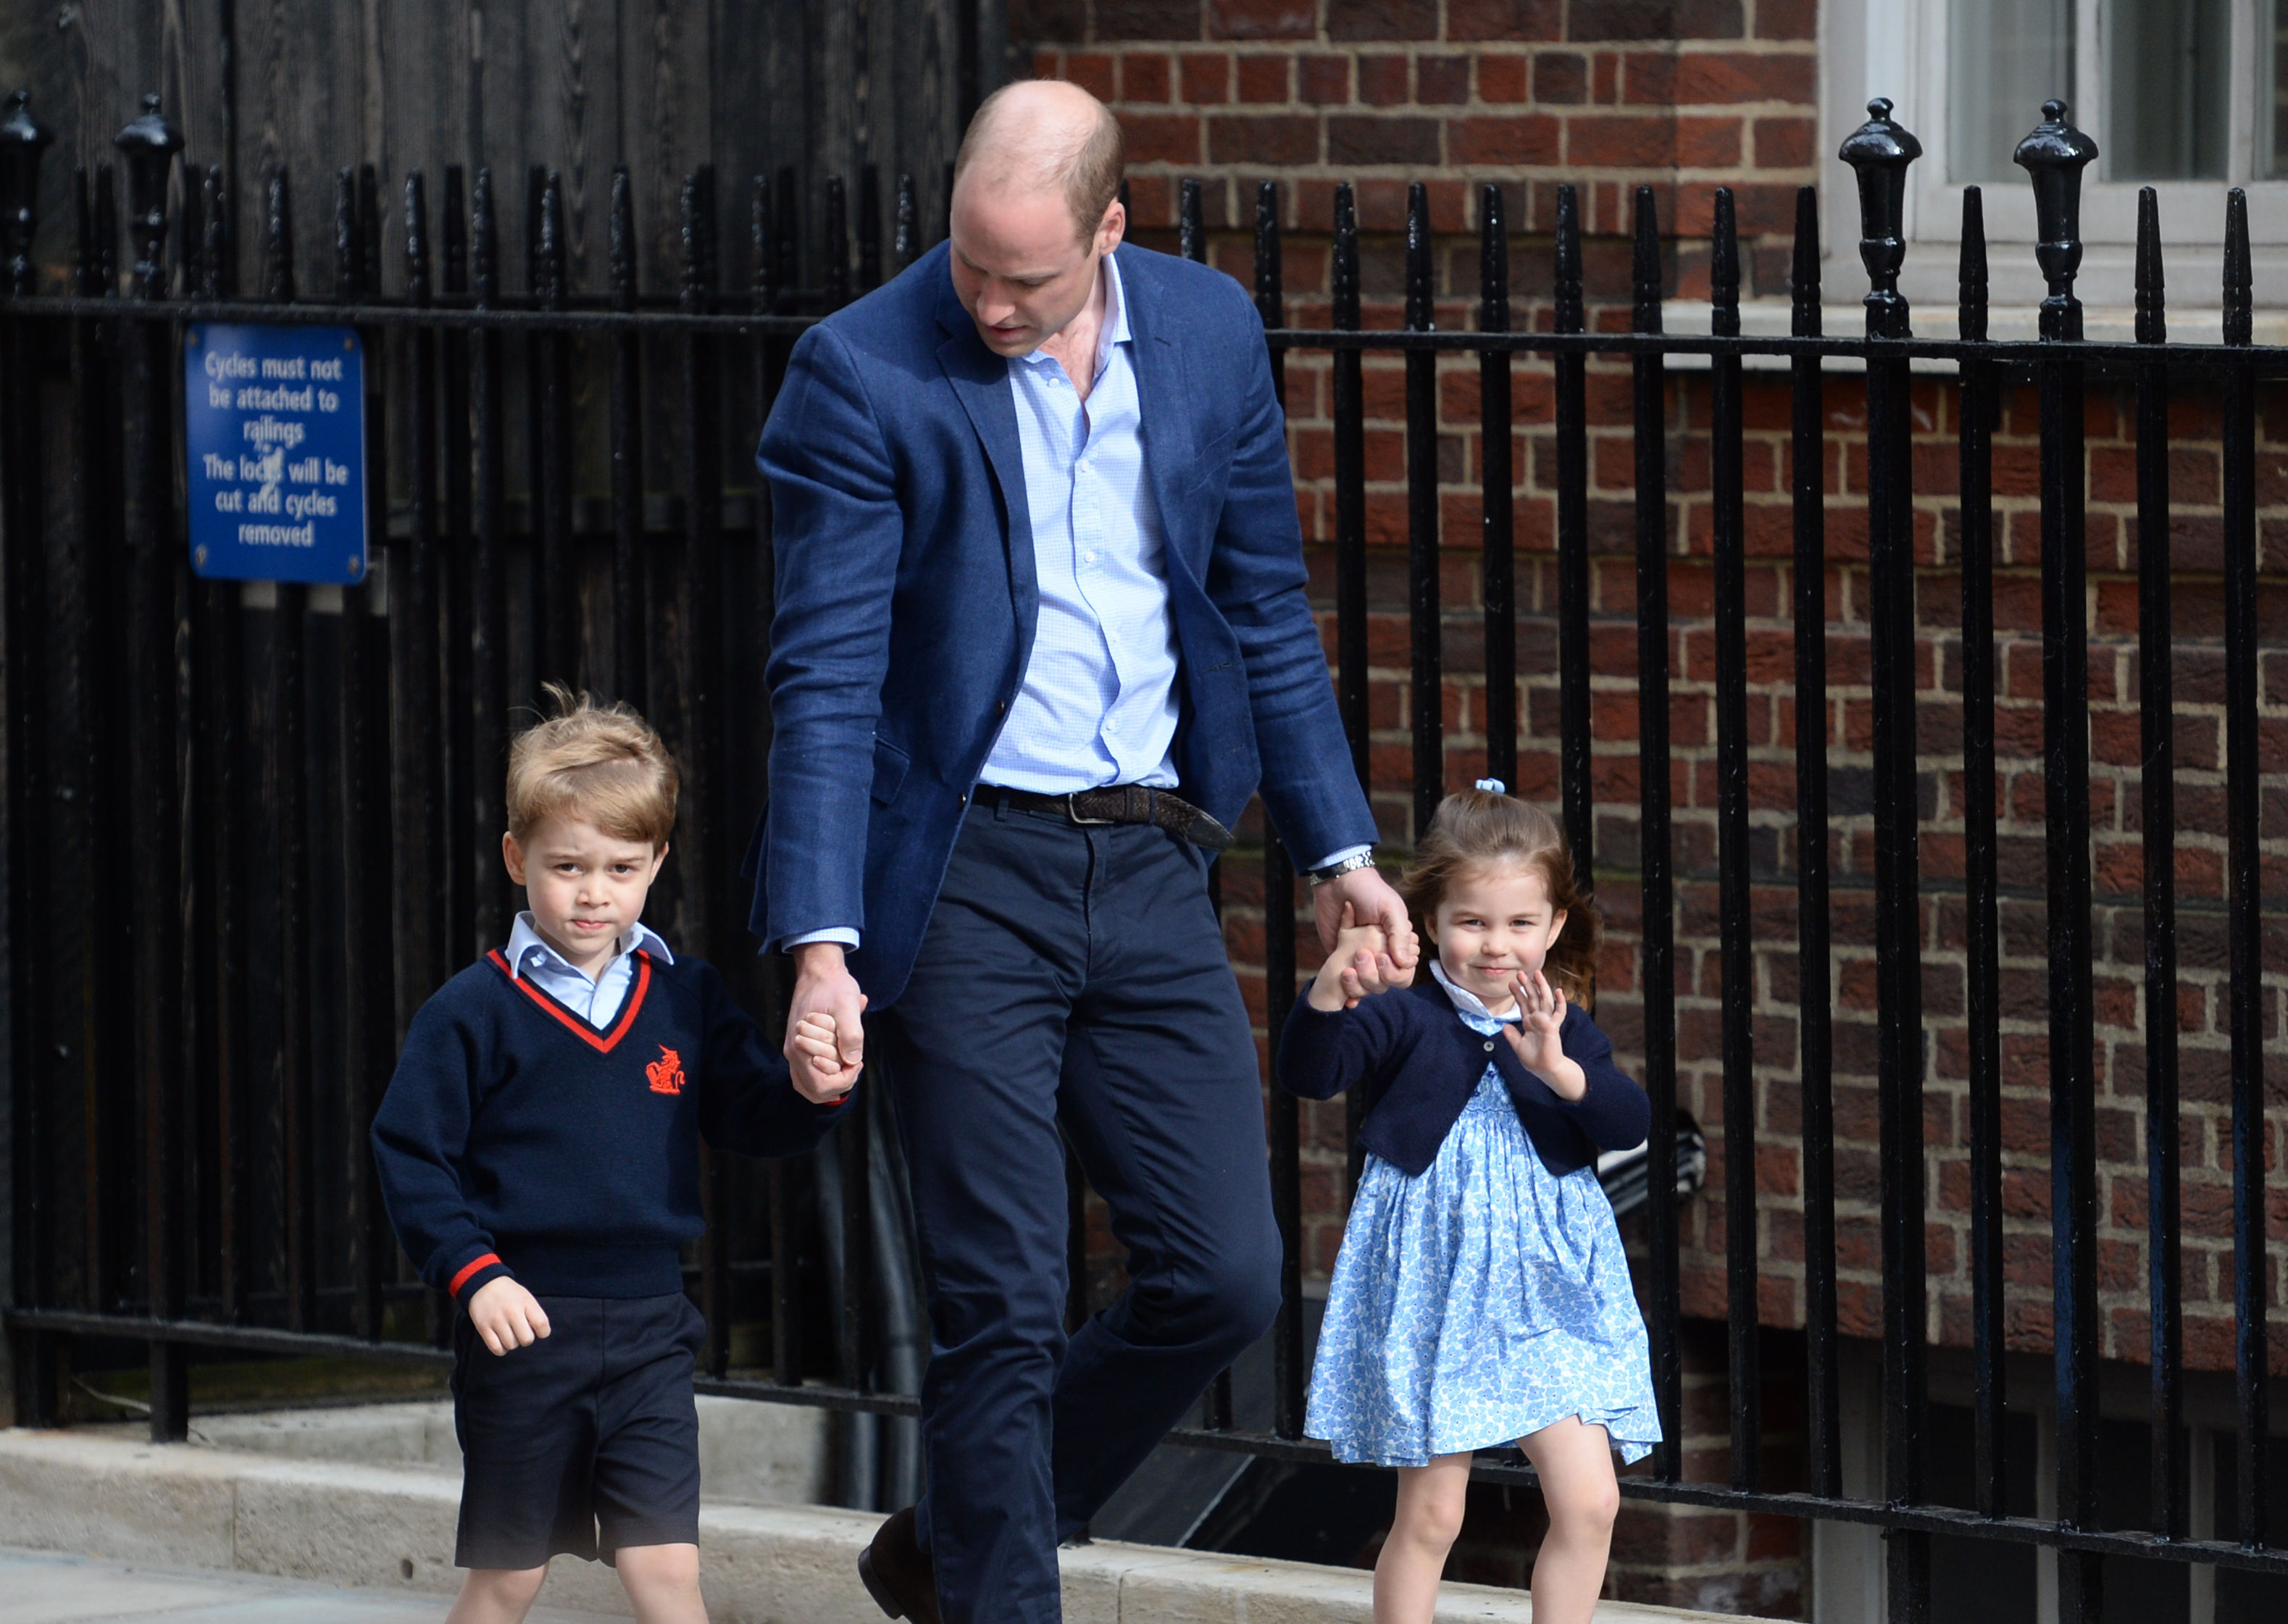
(1312, 862), (1419, 993)
(1306, 903), (1391, 1012)
(467, 1276), (551, 1357)
(786, 942), (867, 1101)
(790, 1009), (863, 1102)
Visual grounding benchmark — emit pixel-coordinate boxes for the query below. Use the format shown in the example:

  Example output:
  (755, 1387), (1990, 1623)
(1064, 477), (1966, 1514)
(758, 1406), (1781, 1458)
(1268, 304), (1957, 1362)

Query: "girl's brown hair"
(1395, 786), (1601, 1000)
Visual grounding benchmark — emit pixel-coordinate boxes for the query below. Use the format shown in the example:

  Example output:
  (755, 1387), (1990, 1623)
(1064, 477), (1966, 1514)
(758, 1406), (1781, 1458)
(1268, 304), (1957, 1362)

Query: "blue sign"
(183, 323), (367, 583)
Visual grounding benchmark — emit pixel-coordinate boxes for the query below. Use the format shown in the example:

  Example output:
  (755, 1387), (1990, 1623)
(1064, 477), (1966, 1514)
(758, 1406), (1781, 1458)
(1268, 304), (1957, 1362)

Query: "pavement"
(0, 1546), (624, 1623)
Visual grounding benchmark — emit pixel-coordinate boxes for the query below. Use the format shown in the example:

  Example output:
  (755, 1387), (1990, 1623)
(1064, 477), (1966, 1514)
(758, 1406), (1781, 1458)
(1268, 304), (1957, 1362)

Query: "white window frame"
(1819, 0), (2288, 324)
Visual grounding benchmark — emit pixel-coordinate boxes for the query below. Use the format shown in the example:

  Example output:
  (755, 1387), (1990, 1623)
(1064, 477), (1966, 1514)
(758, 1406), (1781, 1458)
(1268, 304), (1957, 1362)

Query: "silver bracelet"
(1306, 851), (1378, 886)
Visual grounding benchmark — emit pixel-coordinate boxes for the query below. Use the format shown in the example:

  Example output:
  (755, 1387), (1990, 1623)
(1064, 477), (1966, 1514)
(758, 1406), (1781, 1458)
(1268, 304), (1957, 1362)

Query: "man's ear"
(501, 831), (526, 885)
(1098, 198), (1125, 256)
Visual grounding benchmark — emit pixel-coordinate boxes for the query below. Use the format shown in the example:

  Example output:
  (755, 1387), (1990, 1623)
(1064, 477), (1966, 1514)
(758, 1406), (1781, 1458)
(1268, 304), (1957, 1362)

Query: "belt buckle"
(1065, 791), (1116, 826)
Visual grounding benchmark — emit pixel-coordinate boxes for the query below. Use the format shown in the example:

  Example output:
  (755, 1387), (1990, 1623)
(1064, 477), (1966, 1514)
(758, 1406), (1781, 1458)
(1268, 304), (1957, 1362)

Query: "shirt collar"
(1430, 958), (1519, 1024)
(1012, 251), (1128, 382)
(504, 911), (675, 981)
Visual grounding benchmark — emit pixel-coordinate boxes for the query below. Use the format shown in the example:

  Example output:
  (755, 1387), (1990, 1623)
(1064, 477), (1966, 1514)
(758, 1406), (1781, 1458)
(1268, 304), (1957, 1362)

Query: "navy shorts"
(451, 1290), (706, 1569)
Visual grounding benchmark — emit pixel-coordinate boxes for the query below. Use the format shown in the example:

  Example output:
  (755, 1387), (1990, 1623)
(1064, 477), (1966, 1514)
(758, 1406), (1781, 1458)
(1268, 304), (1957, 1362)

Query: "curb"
(0, 1426), (1753, 1623)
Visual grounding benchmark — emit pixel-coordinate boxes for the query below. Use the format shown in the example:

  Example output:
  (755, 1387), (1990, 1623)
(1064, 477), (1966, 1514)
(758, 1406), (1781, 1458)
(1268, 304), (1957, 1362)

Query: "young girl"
(1282, 782), (1659, 1624)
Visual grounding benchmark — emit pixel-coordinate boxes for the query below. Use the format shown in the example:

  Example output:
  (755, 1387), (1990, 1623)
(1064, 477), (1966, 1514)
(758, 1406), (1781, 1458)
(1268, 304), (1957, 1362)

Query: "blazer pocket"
(869, 737), (912, 805)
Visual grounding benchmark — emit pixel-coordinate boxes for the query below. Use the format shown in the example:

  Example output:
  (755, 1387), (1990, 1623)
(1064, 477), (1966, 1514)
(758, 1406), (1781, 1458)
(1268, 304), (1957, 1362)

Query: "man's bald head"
(953, 79), (1124, 244)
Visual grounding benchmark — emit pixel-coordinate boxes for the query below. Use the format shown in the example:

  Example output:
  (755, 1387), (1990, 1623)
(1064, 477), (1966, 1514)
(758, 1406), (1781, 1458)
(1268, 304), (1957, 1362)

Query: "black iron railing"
(4, 86), (2288, 1616)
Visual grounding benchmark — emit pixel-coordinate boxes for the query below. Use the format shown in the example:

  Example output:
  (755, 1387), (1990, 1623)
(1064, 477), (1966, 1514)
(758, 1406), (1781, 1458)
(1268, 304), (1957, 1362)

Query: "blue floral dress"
(1305, 968), (1661, 1468)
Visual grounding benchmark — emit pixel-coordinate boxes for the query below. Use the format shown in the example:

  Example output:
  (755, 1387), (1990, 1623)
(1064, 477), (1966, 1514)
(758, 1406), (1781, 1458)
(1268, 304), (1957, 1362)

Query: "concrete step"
(0, 1545), (627, 1623)
(0, 1424), (1758, 1623)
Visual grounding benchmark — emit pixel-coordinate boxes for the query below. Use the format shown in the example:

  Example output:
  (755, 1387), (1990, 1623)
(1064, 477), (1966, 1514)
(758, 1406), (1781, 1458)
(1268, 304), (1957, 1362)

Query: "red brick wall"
(1017, 6), (2288, 1617)
(1015, 0), (1816, 282)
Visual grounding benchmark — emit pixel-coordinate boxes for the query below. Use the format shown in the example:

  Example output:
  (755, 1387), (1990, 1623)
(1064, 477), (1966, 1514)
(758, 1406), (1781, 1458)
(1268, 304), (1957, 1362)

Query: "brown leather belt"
(981, 784), (1233, 853)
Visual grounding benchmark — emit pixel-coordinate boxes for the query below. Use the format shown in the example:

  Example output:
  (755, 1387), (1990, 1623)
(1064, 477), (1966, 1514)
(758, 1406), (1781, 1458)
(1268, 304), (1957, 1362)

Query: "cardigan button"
(1483, 1040), (1495, 1052)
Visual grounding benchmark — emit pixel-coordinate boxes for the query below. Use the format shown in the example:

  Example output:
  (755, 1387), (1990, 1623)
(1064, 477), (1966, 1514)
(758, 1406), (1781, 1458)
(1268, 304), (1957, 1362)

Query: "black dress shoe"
(858, 1504), (942, 1624)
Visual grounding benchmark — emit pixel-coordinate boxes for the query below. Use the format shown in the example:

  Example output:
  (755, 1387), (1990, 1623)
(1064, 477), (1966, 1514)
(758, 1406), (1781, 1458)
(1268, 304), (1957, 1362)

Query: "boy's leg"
(614, 1542), (706, 1624)
(446, 1567), (550, 1624)
(452, 1296), (604, 1572)
(590, 1295), (708, 1578)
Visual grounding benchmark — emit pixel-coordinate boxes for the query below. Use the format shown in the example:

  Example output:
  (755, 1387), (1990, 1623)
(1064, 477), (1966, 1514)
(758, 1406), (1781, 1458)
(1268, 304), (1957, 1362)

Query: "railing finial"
(114, 91), (182, 299)
(1711, 187), (1740, 339)
(2134, 186), (2164, 348)
(2013, 99), (2097, 341)
(1405, 180), (1432, 332)
(1, 90), (54, 297)
(1630, 183), (1661, 336)
(1959, 186), (1989, 343)
(1253, 179), (1282, 330)
(1838, 96), (1920, 340)
(1790, 184), (1820, 340)
(1554, 183), (1582, 338)
(2224, 187), (2251, 348)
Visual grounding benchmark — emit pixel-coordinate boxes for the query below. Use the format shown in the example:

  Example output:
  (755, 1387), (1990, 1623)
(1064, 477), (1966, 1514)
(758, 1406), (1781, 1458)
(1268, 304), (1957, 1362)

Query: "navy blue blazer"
(1278, 974), (1650, 1179)
(751, 240), (1377, 1008)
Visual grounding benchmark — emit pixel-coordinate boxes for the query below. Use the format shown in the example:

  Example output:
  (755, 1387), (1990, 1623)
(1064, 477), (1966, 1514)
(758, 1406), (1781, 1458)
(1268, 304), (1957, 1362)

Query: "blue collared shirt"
(982, 253), (1182, 794)
(504, 911), (675, 1029)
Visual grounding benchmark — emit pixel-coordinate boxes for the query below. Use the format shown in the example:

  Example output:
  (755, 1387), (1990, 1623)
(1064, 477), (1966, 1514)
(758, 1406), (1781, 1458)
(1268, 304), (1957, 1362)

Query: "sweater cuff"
(446, 1252), (512, 1302)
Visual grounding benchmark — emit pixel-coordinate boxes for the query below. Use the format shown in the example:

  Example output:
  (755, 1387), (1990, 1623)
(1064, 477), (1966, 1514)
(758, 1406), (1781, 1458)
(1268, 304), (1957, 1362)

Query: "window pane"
(1950, 0), (2074, 182)
(2108, 0), (2229, 179)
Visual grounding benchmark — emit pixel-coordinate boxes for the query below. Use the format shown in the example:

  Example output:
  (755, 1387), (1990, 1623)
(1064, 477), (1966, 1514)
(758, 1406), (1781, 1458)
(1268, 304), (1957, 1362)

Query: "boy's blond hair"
(505, 685), (679, 850)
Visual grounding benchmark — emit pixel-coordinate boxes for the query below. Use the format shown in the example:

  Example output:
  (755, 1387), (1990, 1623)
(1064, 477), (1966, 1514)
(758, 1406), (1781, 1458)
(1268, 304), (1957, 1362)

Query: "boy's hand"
(791, 1008), (863, 1102)
(786, 942), (867, 1095)
(1306, 903), (1398, 1013)
(1503, 969), (1587, 1101)
(466, 1277), (551, 1357)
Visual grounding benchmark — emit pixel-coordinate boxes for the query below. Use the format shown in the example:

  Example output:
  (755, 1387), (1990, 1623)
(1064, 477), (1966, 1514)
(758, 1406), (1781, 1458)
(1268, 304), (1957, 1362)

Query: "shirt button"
(1084, 550), (1098, 564)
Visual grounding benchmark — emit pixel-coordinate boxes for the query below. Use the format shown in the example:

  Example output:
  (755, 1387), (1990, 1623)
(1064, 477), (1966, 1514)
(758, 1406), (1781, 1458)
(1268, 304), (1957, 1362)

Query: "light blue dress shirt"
(504, 911), (675, 1029)
(982, 252), (1182, 795)
(789, 255), (1364, 953)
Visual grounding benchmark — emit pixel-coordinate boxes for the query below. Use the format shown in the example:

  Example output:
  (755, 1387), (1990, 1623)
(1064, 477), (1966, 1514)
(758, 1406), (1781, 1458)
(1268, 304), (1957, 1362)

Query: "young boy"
(372, 689), (851, 1624)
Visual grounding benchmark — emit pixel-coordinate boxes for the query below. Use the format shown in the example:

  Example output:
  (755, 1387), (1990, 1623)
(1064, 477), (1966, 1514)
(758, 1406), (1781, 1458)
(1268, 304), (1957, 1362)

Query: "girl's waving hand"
(1503, 969), (1587, 1101)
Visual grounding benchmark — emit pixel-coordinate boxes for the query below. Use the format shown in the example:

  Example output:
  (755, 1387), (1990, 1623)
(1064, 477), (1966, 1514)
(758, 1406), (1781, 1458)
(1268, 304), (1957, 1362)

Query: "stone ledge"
(0, 1425), (1758, 1623)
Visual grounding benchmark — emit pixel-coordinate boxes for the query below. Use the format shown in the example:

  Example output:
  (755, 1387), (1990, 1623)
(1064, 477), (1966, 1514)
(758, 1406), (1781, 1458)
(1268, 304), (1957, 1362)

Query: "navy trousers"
(876, 797), (1282, 1624)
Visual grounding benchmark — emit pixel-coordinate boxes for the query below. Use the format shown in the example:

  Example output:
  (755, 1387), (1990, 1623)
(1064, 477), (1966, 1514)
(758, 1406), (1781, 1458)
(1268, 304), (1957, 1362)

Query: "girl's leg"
(1517, 1416), (1622, 1624)
(614, 1541), (708, 1624)
(1374, 1452), (1473, 1624)
(444, 1565), (548, 1624)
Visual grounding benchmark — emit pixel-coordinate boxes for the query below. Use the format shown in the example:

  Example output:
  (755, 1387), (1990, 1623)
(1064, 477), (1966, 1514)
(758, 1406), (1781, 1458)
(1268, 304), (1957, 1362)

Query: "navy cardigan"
(1277, 974), (1650, 1179)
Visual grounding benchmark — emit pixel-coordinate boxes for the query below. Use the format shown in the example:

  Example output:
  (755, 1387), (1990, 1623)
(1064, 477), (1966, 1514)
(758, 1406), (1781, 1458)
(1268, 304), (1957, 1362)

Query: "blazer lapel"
(1115, 250), (1203, 584)
(935, 274), (1039, 645)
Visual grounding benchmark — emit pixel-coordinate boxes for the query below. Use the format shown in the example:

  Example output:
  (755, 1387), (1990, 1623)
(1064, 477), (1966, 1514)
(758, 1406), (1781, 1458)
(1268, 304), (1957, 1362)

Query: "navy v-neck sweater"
(372, 949), (849, 1302)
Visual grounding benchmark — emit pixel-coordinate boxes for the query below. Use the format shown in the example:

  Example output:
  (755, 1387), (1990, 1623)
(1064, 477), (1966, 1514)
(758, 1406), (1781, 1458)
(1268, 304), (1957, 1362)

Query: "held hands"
(790, 1008), (864, 1102)
(1307, 903), (1406, 1012)
(466, 1276), (551, 1357)
(1503, 969), (1587, 1101)
(1311, 863), (1419, 995)
(785, 942), (866, 1103)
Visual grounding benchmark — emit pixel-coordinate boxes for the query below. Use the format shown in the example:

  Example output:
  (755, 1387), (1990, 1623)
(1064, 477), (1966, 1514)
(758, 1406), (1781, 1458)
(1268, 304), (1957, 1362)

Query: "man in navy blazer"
(753, 80), (1414, 1624)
